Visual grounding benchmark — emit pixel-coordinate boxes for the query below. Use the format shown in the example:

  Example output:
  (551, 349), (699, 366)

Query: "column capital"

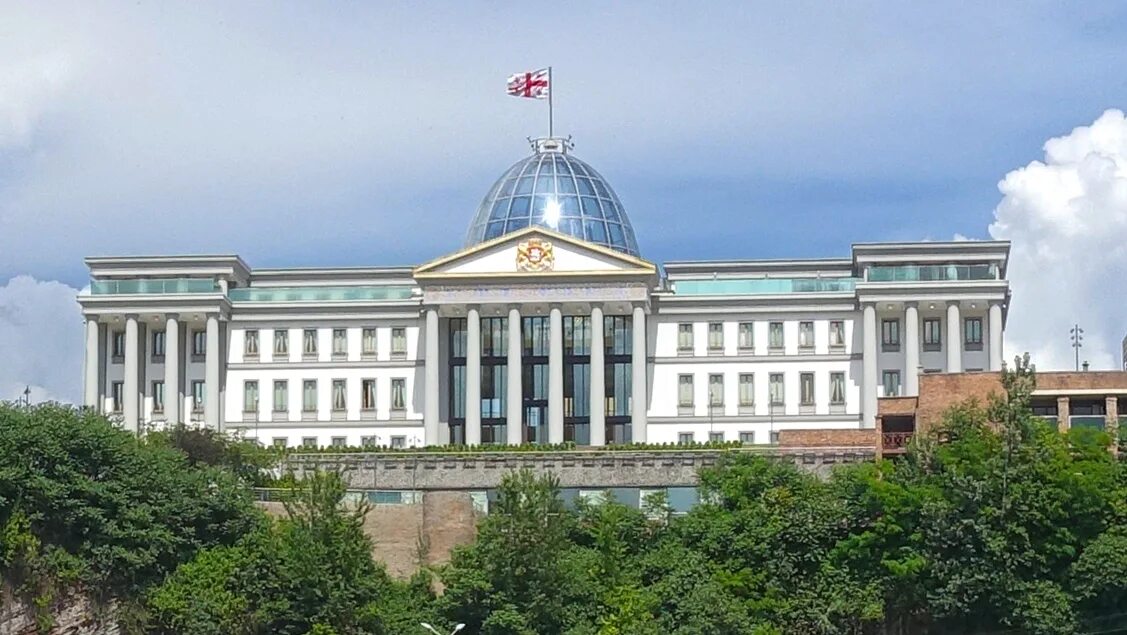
(124, 313), (140, 321)
(165, 313), (180, 321)
(548, 302), (563, 311)
(904, 301), (918, 310)
(506, 303), (522, 313)
(947, 300), (961, 308)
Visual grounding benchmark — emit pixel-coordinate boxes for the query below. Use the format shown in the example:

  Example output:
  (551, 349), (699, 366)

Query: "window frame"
(708, 431), (724, 443)
(191, 380), (205, 413)
(799, 372), (815, 406)
(881, 319), (900, 352)
(829, 371), (846, 406)
(244, 329), (259, 358)
(738, 431), (755, 445)
(274, 329), (289, 357)
(677, 374), (694, 408)
(738, 373), (754, 407)
(151, 380), (165, 414)
(361, 378), (377, 411)
(111, 331), (126, 361)
(707, 322), (724, 353)
(191, 330), (206, 359)
(798, 321), (815, 350)
(964, 317), (983, 350)
(882, 370), (901, 397)
(302, 329), (318, 358)
(737, 321), (754, 352)
(302, 379), (317, 413)
(390, 378), (406, 411)
(332, 328), (348, 358)
(243, 380), (259, 414)
(273, 380), (288, 413)
(769, 373), (785, 406)
(923, 318), (942, 351)
(391, 327), (407, 358)
(768, 322), (785, 351)
(677, 323), (694, 354)
(708, 373), (724, 407)
(151, 330), (166, 362)
(331, 378), (347, 412)
(677, 432), (694, 445)
(361, 327), (377, 357)
(111, 381), (124, 413)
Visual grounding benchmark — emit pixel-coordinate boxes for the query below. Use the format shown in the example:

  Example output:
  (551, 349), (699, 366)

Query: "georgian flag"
(507, 68), (550, 99)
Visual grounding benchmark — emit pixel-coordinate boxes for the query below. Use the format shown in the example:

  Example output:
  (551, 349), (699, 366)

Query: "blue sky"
(3, 1), (1127, 400)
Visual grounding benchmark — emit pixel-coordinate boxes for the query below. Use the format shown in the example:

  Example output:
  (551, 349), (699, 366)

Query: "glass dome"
(465, 138), (641, 256)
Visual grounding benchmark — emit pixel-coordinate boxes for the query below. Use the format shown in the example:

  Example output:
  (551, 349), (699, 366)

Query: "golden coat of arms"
(516, 238), (555, 272)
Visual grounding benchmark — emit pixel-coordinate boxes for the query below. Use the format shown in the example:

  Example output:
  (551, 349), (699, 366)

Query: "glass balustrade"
(674, 277), (857, 296)
(90, 279), (218, 294)
(867, 264), (997, 282)
(228, 286), (416, 302)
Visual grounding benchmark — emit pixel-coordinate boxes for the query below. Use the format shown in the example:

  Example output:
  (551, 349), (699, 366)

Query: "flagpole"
(548, 66), (554, 137)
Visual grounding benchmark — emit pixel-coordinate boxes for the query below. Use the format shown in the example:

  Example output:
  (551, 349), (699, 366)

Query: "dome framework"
(465, 138), (640, 256)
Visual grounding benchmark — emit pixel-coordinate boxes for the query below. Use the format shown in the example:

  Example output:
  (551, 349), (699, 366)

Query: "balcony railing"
(882, 431), (914, 451)
(673, 277), (857, 296)
(228, 285), (416, 302)
(1069, 415), (1106, 430)
(867, 264), (997, 283)
(91, 278), (218, 295)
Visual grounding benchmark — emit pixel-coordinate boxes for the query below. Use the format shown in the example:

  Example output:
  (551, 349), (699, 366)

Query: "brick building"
(877, 370), (1127, 455)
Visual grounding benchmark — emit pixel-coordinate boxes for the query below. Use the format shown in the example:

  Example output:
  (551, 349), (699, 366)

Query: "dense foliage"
(3, 358), (1126, 634)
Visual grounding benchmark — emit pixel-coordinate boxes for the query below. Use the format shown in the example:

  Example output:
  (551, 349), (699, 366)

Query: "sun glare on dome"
(543, 198), (562, 228)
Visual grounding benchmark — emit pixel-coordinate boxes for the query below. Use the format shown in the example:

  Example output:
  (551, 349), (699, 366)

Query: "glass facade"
(522, 317), (550, 444)
(228, 286), (415, 302)
(91, 278), (217, 294)
(867, 263), (997, 282)
(674, 277), (857, 296)
(465, 151), (640, 255)
(563, 317), (592, 445)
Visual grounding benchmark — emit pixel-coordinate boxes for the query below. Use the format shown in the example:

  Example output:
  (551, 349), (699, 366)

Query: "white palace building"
(78, 137), (1011, 449)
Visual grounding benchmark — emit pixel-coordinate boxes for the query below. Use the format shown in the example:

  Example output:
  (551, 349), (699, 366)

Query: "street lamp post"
(420, 623), (465, 635)
(1070, 324), (1084, 372)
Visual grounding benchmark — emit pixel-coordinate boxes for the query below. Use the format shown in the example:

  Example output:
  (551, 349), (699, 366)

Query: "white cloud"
(990, 109), (1127, 371)
(0, 276), (82, 403)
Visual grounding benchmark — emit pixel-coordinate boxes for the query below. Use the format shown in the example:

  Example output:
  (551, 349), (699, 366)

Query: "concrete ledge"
(284, 447), (876, 490)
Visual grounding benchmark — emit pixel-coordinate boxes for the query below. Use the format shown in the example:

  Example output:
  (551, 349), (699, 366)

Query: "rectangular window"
(303, 329), (318, 357)
(799, 321), (815, 349)
(964, 317), (983, 350)
(739, 431), (755, 445)
(708, 431), (724, 443)
(881, 319), (900, 352)
(332, 329), (347, 357)
(738, 373), (754, 406)
(769, 431), (780, 444)
(677, 323), (694, 353)
(768, 322), (784, 350)
(331, 379), (346, 411)
(243, 380), (259, 413)
(361, 379), (376, 410)
(391, 378), (406, 410)
(192, 330), (206, 357)
(391, 327), (407, 357)
(302, 437), (317, 449)
(302, 379), (317, 412)
(923, 319), (942, 351)
(112, 331), (125, 359)
(191, 380), (204, 413)
(708, 373), (724, 406)
(273, 380), (287, 412)
(738, 322), (754, 351)
(882, 370), (900, 397)
(677, 374), (694, 407)
(244, 330), (259, 357)
(830, 372), (845, 405)
(708, 322), (724, 352)
(152, 380), (164, 413)
(829, 320), (845, 349)
(360, 435), (376, 447)
(274, 330), (289, 356)
(678, 432), (694, 445)
(151, 331), (166, 360)
(769, 373), (784, 405)
(111, 381), (123, 413)
(362, 328), (377, 356)
(331, 436), (346, 448)
(800, 372), (815, 405)
(390, 435), (406, 449)
(272, 437), (287, 449)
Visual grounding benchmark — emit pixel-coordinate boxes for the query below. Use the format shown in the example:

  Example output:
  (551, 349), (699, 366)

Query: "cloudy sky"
(3, 1), (1127, 402)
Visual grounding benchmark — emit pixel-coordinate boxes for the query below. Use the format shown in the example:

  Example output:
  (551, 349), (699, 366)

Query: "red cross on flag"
(507, 68), (550, 99)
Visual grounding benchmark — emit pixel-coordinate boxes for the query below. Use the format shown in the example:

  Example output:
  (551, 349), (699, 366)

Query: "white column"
(548, 305), (564, 444)
(946, 301), (962, 373)
(589, 305), (606, 446)
(164, 315), (180, 424)
(123, 315), (139, 433)
(424, 308), (440, 445)
(205, 315), (221, 429)
(84, 318), (100, 409)
(904, 303), (920, 397)
(631, 305), (648, 443)
(506, 306), (523, 445)
(465, 307), (481, 445)
(862, 303), (877, 427)
(989, 301), (1004, 371)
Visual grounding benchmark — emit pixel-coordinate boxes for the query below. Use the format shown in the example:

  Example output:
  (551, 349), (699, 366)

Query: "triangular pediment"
(414, 227), (656, 279)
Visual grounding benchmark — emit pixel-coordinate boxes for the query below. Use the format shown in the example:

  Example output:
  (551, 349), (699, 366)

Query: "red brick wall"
(778, 428), (877, 448)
